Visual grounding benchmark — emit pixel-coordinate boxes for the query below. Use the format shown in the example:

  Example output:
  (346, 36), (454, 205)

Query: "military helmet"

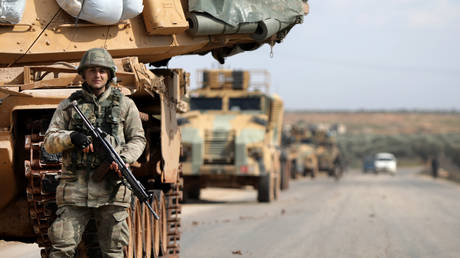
(77, 48), (117, 81)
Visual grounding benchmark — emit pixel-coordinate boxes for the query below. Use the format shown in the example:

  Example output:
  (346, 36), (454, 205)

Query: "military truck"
(180, 69), (284, 202)
(283, 122), (318, 179)
(0, 0), (308, 256)
(313, 129), (344, 179)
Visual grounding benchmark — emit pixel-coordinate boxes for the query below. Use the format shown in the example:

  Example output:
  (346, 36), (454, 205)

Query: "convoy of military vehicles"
(282, 122), (344, 181)
(0, 0), (352, 257)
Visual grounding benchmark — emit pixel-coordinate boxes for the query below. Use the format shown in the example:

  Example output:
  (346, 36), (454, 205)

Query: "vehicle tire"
(327, 168), (334, 177)
(257, 173), (274, 203)
(184, 187), (200, 201)
(273, 173), (280, 200)
(333, 166), (343, 181)
(280, 160), (290, 190)
(311, 167), (317, 178)
(290, 160), (298, 179)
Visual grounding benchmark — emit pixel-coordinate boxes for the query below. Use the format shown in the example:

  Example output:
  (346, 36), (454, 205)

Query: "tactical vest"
(66, 87), (122, 170)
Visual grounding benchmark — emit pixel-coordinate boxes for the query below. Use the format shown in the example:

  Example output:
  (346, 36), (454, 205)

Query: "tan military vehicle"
(180, 69), (284, 202)
(313, 129), (343, 179)
(282, 122), (318, 181)
(0, 0), (308, 256)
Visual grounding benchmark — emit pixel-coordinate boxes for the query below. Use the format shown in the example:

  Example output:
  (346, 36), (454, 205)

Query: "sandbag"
(55, 0), (81, 17)
(79, 0), (123, 25)
(56, 0), (124, 25)
(0, 0), (27, 24)
(121, 0), (144, 20)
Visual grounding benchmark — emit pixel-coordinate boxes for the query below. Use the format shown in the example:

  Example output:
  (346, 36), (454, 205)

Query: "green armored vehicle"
(180, 69), (284, 202)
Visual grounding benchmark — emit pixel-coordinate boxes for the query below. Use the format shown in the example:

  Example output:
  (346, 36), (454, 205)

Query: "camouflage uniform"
(44, 48), (146, 258)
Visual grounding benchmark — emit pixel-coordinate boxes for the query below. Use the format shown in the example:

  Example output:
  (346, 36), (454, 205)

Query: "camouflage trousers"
(48, 205), (129, 258)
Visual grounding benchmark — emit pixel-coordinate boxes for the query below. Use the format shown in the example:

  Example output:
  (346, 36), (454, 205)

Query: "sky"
(169, 0), (460, 111)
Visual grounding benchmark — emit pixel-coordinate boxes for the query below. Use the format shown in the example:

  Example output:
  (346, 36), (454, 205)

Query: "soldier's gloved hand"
(109, 161), (129, 178)
(70, 132), (91, 150)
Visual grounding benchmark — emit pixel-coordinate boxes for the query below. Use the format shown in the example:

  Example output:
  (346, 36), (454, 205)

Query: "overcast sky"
(170, 0), (460, 110)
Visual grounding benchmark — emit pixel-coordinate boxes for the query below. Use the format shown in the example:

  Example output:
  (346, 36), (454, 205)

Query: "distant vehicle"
(374, 153), (397, 174)
(362, 155), (375, 173)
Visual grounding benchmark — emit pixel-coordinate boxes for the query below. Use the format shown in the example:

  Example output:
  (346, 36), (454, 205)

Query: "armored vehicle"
(313, 129), (344, 179)
(0, 0), (308, 256)
(283, 122), (318, 179)
(180, 69), (284, 202)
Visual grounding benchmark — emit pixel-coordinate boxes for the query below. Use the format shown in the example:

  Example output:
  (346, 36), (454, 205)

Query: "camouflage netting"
(188, 0), (305, 26)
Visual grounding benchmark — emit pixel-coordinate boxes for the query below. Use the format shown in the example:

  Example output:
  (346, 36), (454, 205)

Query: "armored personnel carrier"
(283, 122), (319, 179)
(179, 69), (284, 202)
(313, 129), (344, 179)
(0, 0), (308, 256)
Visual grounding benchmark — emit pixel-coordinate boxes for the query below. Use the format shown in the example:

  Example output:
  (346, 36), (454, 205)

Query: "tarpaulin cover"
(188, 0), (304, 26)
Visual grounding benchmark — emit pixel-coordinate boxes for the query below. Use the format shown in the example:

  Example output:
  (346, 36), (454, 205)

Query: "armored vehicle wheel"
(290, 160), (298, 180)
(149, 193), (160, 258)
(125, 199), (143, 258)
(142, 199), (153, 258)
(273, 173), (280, 200)
(183, 185), (200, 201)
(125, 191), (171, 258)
(311, 167), (318, 178)
(257, 173), (274, 202)
(333, 166), (343, 181)
(302, 168), (308, 177)
(280, 160), (290, 190)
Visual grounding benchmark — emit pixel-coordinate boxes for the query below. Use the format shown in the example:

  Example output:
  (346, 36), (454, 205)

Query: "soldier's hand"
(70, 132), (92, 151)
(82, 143), (94, 153)
(109, 161), (129, 178)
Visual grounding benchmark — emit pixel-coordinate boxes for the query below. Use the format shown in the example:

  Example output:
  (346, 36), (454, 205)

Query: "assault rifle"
(67, 100), (159, 220)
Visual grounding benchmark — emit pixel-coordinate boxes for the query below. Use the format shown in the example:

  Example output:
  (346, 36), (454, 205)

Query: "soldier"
(44, 48), (146, 258)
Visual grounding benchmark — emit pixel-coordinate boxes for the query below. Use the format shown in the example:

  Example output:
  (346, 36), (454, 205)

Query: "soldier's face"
(83, 67), (109, 90)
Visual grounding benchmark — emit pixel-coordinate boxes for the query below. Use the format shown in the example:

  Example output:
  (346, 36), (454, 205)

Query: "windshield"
(301, 138), (312, 144)
(229, 97), (261, 111)
(190, 97), (222, 111)
(376, 158), (394, 161)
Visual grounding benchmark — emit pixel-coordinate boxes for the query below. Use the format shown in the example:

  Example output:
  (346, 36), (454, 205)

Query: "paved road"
(2, 167), (460, 258)
(181, 168), (460, 258)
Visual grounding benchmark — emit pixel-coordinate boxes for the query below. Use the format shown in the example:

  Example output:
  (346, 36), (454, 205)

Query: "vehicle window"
(301, 139), (312, 144)
(229, 97), (261, 111)
(190, 97), (222, 110)
(376, 158), (394, 161)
